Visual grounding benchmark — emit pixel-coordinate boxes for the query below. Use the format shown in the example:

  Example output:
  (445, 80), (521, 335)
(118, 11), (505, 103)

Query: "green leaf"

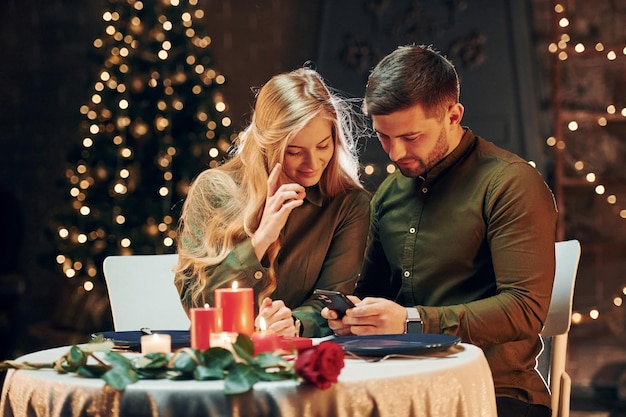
(194, 365), (225, 381)
(169, 351), (200, 375)
(76, 364), (109, 378)
(133, 354), (168, 379)
(134, 352), (169, 369)
(231, 334), (255, 364)
(253, 353), (291, 369)
(104, 352), (133, 369)
(102, 366), (138, 391)
(203, 348), (235, 369)
(224, 363), (259, 395)
(55, 361), (73, 373)
(55, 349), (84, 373)
(67, 346), (88, 368)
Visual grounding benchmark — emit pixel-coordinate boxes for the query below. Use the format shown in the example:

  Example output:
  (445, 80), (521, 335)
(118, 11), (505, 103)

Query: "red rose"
(294, 341), (345, 389)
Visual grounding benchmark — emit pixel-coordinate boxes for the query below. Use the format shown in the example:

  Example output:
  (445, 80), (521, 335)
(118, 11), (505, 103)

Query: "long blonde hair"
(175, 67), (363, 306)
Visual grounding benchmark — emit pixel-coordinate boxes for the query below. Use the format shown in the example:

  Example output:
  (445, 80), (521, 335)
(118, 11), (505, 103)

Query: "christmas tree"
(48, 0), (234, 329)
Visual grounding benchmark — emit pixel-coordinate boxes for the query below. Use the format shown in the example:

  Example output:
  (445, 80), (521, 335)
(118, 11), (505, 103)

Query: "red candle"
(279, 336), (313, 352)
(190, 304), (223, 350)
(214, 282), (254, 336)
(251, 317), (280, 355)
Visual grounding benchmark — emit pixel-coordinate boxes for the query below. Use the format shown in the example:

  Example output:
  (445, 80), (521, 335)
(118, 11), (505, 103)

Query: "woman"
(174, 68), (370, 337)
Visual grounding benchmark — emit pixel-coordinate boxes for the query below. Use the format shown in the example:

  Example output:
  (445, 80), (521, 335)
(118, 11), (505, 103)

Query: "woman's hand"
(251, 163), (305, 260)
(256, 297), (296, 336)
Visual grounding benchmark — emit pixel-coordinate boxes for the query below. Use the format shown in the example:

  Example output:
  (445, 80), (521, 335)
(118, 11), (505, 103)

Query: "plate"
(334, 333), (461, 357)
(92, 330), (190, 351)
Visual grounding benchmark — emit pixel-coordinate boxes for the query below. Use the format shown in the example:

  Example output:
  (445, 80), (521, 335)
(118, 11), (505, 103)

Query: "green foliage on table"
(0, 334), (296, 395)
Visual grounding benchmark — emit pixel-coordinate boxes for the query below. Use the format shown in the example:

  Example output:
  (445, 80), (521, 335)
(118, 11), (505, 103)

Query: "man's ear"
(448, 103), (464, 126)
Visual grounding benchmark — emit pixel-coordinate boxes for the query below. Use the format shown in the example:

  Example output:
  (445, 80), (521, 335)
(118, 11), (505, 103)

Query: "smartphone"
(313, 289), (356, 318)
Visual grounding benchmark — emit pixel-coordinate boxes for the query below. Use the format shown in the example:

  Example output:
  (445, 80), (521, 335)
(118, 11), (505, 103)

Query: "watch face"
(407, 321), (423, 334)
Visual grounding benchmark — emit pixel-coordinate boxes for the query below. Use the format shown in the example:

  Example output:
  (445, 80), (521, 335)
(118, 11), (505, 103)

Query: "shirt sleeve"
(180, 238), (268, 309)
(421, 162), (558, 348)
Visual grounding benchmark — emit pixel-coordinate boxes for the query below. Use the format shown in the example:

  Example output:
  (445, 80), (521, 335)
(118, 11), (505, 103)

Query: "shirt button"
(409, 227), (416, 234)
(254, 271), (263, 280)
(421, 187), (428, 193)
(403, 271), (411, 277)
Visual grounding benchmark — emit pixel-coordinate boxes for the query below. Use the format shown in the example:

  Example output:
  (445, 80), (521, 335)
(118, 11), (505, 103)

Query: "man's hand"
(321, 295), (361, 336)
(322, 297), (407, 335)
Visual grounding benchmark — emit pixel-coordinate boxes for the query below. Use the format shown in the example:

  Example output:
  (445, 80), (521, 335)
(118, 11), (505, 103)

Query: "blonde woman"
(175, 68), (370, 337)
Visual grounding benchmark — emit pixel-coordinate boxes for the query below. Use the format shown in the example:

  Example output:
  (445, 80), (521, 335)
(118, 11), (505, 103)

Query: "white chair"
(538, 239), (581, 417)
(103, 254), (190, 331)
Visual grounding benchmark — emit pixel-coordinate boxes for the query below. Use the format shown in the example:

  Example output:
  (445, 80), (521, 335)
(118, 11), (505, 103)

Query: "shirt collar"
(304, 184), (324, 207)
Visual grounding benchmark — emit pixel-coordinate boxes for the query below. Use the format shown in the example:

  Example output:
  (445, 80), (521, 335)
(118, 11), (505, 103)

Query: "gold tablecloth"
(0, 343), (496, 417)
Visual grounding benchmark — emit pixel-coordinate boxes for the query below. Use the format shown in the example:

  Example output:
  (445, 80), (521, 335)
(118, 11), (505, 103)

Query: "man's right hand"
(321, 295), (361, 336)
(322, 296), (408, 336)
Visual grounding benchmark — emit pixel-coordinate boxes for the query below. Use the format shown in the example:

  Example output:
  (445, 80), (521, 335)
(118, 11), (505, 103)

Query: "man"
(323, 45), (558, 417)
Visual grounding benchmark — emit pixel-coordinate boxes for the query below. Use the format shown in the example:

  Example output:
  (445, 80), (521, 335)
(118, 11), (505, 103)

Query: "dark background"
(1, 0), (625, 413)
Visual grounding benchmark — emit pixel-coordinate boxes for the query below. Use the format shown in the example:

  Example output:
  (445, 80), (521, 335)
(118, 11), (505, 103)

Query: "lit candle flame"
(259, 316), (267, 332)
(232, 281), (239, 290)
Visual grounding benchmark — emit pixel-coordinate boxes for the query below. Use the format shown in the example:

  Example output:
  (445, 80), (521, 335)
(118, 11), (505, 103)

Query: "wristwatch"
(404, 307), (423, 334)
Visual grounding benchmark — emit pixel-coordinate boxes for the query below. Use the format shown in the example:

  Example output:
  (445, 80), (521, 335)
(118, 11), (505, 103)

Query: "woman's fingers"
(269, 188), (304, 209)
(258, 300), (293, 327)
(253, 165), (306, 258)
(262, 186), (305, 228)
(259, 299), (283, 317)
(267, 317), (296, 336)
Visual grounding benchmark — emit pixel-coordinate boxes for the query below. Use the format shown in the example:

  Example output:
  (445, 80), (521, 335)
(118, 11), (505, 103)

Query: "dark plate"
(334, 333), (461, 357)
(92, 330), (190, 351)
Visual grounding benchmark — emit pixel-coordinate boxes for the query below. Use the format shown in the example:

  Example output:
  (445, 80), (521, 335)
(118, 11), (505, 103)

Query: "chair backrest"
(542, 239), (581, 337)
(103, 254), (190, 331)
(539, 239), (581, 417)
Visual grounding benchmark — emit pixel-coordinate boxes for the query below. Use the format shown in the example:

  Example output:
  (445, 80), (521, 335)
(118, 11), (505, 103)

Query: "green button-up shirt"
(180, 185), (371, 337)
(355, 128), (558, 407)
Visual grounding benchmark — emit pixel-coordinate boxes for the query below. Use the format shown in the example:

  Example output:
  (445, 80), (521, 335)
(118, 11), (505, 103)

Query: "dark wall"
(202, 0), (324, 130)
(0, 0), (104, 356)
(315, 0), (550, 188)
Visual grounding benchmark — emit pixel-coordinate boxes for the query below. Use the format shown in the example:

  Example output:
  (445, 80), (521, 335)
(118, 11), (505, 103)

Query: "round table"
(0, 342), (496, 417)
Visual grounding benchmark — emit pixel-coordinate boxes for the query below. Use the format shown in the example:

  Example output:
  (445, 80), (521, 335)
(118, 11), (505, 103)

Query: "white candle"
(209, 332), (238, 351)
(141, 333), (172, 354)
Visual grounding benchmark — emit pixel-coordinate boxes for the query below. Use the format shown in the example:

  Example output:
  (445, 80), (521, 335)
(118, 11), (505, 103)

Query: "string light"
(549, 3), (626, 328)
(547, 4), (626, 222)
(53, 0), (234, 299)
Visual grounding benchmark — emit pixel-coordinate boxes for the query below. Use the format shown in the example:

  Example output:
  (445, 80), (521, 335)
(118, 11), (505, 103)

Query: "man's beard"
(398, 127), (449, 178)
